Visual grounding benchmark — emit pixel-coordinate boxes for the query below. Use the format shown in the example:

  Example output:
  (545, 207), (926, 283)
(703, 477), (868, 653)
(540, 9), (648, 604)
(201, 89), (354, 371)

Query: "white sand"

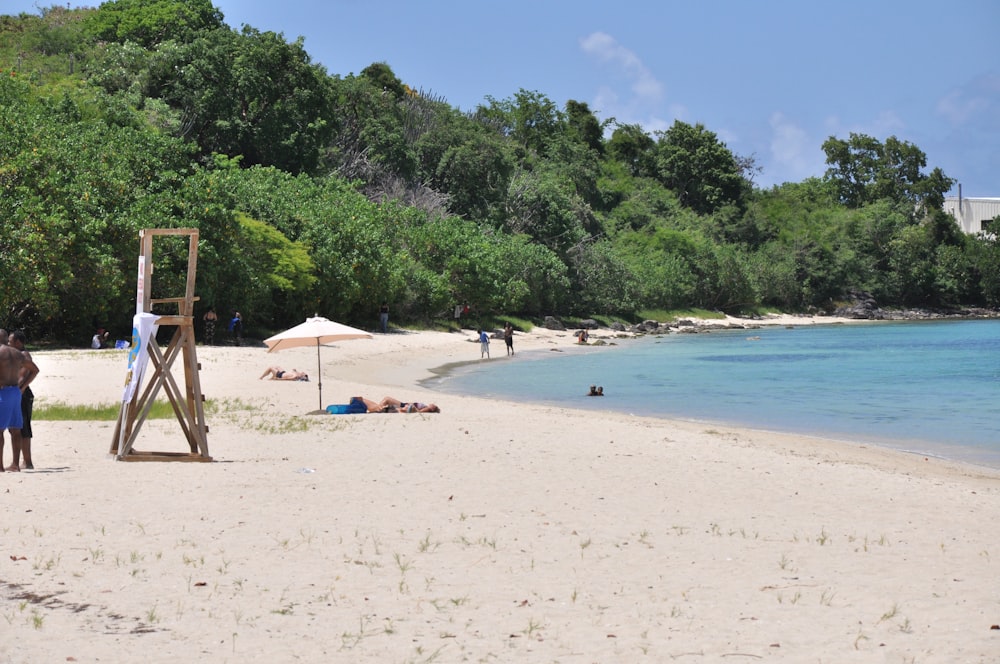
(2, 320), (998, 663)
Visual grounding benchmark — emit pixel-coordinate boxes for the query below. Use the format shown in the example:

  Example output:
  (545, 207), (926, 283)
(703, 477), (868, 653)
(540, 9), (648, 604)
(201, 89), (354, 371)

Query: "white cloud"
(579, 31), (664, 104)
(823, 110), (904, 141)
(715, 128), (738, 146)
(766, 112), (825, 185)
(935, 74), (1000, 127)
(581, 32), (673, 138)
(872, 110), (905, 134)
(591, 85), (620, 112)
(643, 116), (672, 134)
(667, 103), (687, 124)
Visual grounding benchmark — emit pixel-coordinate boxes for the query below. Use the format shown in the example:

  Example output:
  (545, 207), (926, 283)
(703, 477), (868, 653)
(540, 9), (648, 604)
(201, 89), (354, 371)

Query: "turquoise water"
(425, 319), (1000, 468)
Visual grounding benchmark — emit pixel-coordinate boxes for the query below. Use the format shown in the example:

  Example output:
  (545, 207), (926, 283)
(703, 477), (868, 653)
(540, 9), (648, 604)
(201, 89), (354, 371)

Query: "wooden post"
(110, 229), (212, 462)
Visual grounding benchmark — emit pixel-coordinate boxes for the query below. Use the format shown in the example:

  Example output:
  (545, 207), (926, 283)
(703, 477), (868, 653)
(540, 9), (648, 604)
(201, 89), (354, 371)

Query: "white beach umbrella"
(263, 316), (373, 412)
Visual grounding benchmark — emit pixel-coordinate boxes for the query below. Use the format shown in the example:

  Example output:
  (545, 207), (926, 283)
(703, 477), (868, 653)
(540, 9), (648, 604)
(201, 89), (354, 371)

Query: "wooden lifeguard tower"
(110, 228), (212, 462)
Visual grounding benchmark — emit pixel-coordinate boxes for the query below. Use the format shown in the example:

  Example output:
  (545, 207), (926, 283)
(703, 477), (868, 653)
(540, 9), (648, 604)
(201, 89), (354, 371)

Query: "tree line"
(2, 0), (998, 343)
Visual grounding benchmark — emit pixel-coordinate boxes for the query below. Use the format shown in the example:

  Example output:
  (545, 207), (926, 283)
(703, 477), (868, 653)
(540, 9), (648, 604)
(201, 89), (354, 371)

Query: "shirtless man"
(8, 331), (39, 470)
(0, 328), (37, 472)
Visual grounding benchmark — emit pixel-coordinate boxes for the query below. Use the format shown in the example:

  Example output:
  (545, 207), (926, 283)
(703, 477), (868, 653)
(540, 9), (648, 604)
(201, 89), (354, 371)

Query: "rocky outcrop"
(832, 291), (999, 320)
(833, 291), (884, 319)
(543, 316), (565, 330)
(630, 320), (662, 333)
(548, 301), (998, 341)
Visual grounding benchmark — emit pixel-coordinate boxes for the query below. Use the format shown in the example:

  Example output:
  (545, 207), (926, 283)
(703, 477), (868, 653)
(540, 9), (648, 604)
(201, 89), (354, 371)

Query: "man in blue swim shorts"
(7, 331), (39, 470)
(0, 328), (34, 472)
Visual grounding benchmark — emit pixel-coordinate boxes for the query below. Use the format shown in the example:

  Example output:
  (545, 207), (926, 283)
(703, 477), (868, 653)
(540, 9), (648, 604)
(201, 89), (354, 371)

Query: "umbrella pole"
(316, 340), (323, 412)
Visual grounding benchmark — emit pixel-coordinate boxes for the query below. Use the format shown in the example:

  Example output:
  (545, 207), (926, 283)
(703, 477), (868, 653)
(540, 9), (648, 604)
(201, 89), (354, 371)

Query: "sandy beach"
(2, 319), (998, 663)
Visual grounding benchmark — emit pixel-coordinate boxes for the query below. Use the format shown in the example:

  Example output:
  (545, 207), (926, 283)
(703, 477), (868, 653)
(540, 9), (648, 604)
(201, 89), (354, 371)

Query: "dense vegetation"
(2, 1), (999, 343)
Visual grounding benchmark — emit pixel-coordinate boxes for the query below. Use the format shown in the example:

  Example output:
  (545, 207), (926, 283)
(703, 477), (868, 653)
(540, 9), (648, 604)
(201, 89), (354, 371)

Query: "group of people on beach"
(202, 307), (243, 346)
(0, 328), (39, 472)
(477, 323), (516, 359)
(260, 364), (440, 412)
(261, 322), (611, 415)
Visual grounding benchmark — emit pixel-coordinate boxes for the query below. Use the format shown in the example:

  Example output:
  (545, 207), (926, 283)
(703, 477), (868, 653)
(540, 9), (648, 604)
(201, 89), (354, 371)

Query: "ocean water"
(425, 319), (1000, 469)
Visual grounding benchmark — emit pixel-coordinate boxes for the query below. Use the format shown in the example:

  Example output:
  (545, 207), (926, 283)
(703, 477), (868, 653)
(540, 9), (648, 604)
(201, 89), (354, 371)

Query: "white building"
(943, 196), (1000, 234)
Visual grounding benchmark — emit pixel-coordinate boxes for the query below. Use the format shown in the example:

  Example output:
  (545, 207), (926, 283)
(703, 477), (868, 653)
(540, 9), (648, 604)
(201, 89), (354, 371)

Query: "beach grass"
(637, 308), (727, 322)
(33, 398), (253, 422)
(34, 400), (177, 421)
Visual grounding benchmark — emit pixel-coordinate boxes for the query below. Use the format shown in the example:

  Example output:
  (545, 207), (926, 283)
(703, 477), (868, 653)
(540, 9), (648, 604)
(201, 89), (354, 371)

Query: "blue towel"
(327, 400), (368, 415)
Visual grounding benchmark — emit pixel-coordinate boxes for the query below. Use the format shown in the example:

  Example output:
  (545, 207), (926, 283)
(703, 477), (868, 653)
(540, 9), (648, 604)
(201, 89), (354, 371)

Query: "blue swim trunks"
(0, 385), (23, 429)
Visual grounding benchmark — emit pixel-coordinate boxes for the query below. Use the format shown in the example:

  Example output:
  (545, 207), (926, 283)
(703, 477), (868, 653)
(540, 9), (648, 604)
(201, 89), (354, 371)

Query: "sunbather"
(259, 366), (309, 381)
(379, 396), (441, 413)
(355, 396), (441, 413)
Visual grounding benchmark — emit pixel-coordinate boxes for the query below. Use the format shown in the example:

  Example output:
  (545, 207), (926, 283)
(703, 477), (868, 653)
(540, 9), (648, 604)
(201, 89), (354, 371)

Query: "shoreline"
(418, 319), (1000, 473)
(3, 317), (999, 661)
(343, 320), (1000, 483)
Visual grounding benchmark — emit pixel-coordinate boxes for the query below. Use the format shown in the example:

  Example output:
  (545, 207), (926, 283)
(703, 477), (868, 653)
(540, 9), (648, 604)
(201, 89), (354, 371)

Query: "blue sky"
(7, 0), (999, 196)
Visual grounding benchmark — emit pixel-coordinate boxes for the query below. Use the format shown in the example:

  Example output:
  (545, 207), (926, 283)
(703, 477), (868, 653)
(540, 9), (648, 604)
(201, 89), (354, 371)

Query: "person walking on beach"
(7, 330), (38, 470)
(379, 301), (389, 334)
(478, 329), (490, 359)
(203, 306), (218, 345)
(228, 310), (243, 346)
(503, 322), (514, 356)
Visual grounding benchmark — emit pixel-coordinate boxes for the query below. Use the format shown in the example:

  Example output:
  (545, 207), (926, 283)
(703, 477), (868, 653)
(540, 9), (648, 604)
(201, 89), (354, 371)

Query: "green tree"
(542, 133), (603, 212)
(478, 89), (564, 157)
(968, 233), (1000, 306)
(564, 99), (603, 154)
(224, 213), (317, 324)
(0, 70), (200, 337)
(299, 192), (409, 324)
(654, 120), (746, 215)
(503, 168), (587, 258)
(932, 242), (977, 306)
(360, 61), (405, 98)
(328, 72), (417, 183)
(569, 240), (640, 315)
(822, 133), (954, 212)
(690, 243), (759, 313)
(433, 132), (514, 222)
(615, 226), (705, 309)
(404, 216), (568, 316)
(606, 122), (656, 178)
(146, 26), (335, 174)
(24, 5), (88, 57)
(887, 224), (936, 305)
(84, 0), (224, 48)
(752, 242), (804, 309)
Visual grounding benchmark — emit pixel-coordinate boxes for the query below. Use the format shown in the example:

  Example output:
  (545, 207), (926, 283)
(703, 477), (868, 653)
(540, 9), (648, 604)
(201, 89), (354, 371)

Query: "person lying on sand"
(356, 396), (441, 413)
(259, 366), (309, 381)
